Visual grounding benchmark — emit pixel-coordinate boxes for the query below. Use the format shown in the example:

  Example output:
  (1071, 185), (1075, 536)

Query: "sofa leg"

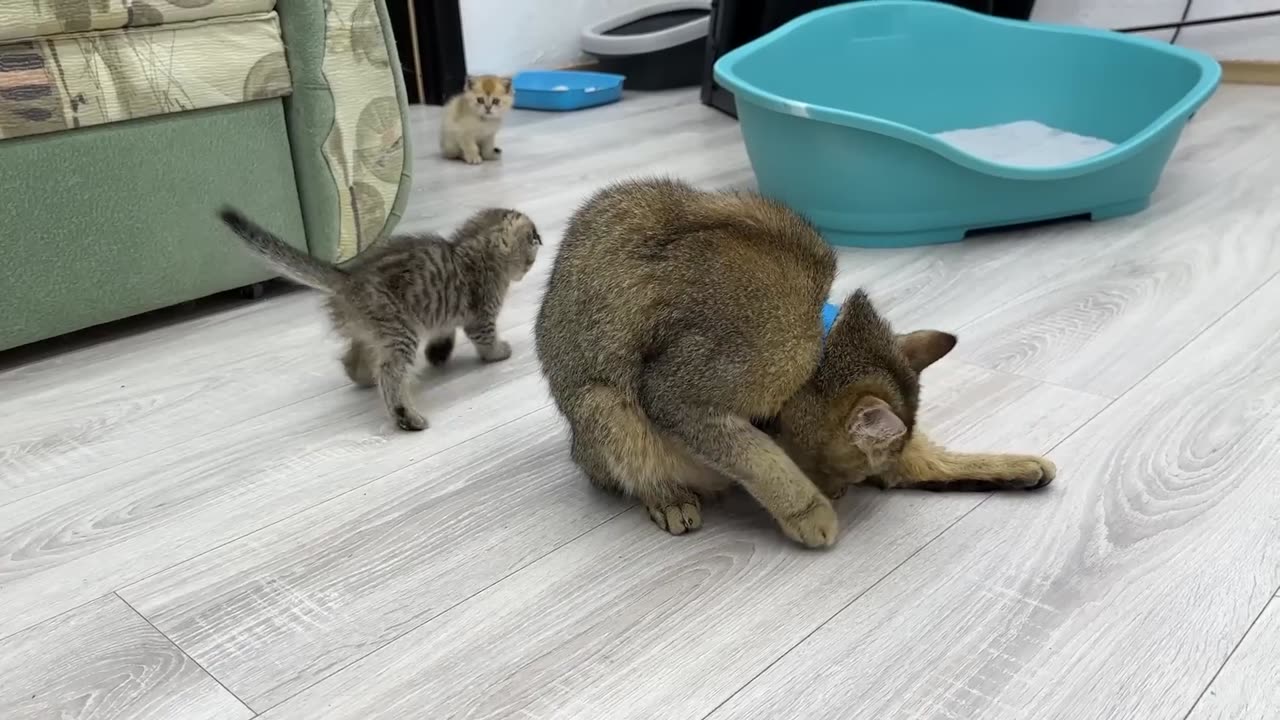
(237, 282), (267, 300)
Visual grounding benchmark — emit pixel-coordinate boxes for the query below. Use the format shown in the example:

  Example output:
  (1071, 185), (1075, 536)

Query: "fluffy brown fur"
(534, 178), (1054, 547)
(220, 206), (540, 431)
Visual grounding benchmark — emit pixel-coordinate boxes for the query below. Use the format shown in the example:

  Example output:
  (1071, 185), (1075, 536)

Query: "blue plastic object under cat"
(822, 302), (839, 337)
(713, 1), (1221, 248)
(512, 70), (625, 111)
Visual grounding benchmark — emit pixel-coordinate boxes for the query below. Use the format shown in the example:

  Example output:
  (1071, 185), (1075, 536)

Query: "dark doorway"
(386, 0), (468, 105)
(702, 0), (1037, 117)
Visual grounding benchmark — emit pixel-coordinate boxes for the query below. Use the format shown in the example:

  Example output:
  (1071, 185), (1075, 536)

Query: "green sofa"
(0, 0), (413, 351)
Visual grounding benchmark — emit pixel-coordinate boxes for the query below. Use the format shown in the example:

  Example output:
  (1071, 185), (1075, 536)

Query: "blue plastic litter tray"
(713, 1), (1221, 248)
(513, 70), (625, 111)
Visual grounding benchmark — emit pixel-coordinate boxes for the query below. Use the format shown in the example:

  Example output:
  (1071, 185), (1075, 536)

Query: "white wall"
(1031, 0), (1280, 61)
(461, 0), (658, 75)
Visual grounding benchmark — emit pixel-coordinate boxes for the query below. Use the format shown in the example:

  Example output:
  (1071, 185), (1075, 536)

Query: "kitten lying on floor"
(535, 178), (1054, 547)
(440, 75), (514, 165)
(219, 207), (541, 431)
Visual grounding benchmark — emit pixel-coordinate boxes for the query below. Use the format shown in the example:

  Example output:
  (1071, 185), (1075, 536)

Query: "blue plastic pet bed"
(713, 1), (1221, 248)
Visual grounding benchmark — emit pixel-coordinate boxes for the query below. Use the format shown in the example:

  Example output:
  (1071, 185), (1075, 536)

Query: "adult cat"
(535, 179), (1054, 547)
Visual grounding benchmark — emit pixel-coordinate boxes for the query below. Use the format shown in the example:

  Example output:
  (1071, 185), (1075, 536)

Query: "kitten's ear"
(501, 77), (513, 93)
(495, 213), (522, 250)
(848, 397), (907, 445)
(464, 75), (477, 90)
(897, 330), (956, 372)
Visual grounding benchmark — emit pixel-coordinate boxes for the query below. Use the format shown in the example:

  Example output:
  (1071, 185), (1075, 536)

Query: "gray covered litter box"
(581, 1), (710, 90)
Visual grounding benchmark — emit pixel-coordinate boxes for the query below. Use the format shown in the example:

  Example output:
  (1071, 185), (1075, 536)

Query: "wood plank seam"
(114, 592), (256, 718)
(248, 503), (634, 716)
(1179, 595), (1280, 720)
(955, 266), (1280, 398)
(108, 398), (558, 602)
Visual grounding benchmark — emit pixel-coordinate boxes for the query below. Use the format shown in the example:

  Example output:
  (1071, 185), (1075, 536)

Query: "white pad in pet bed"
(934, 120), (1116, 168)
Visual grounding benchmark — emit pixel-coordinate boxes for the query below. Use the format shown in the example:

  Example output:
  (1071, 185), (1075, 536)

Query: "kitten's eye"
(476, 97), (485, 105)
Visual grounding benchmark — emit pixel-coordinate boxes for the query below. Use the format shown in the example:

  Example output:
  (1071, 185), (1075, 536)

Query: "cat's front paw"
(393, 405), (429, 431)
(647, 498), (702, 536)
(779, 496), (838, 548)
(1025, 457), (1056, 489)
(479, 340), (512, 363)
(992, 456), (1056, 490)
(462, 152), (483, 165)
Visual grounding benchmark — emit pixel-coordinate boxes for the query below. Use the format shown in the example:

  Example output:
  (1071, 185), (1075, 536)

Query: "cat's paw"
(393, 405), (429, 431)
(779, 496), (838, 548)
(479, 340), (512, 363)
(647, 498), (702, 536)
(462, 152), (483, 165)
(425, 336), (455, 367)
(1024, 456), (1056, 489)
(989, 456), (1056, 490)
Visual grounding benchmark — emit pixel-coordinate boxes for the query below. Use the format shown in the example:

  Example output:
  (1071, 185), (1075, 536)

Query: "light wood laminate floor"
(3, 86), (1280, 720)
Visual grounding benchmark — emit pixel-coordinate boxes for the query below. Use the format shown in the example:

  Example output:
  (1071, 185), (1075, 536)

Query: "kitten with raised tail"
(440, 75), (514, 165)
(535, 178), (1055, 548)
(219, 207), (541, 431)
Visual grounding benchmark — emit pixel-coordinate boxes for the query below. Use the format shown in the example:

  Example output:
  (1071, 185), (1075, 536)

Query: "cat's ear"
(464, 75), (477, 90)
(495, 213), (523, 250)
(501, 77), (513, 93)
(897, 330), (956, 372)
(848, 396), (907, 445)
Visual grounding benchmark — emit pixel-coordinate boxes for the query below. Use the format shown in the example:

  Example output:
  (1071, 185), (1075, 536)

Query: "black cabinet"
(701, 0), (1037, 117)
(386, 0), (468, 105)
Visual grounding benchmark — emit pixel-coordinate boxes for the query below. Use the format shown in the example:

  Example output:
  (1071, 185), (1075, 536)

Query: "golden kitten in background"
(440, 75), (514, 165)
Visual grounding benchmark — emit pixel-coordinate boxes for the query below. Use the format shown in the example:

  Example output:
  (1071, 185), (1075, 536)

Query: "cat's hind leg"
(374, 330), (428, 431)
(341, 339), (378, 388)
(567, 385), (728, 535)
(877, 432), (1056, 491)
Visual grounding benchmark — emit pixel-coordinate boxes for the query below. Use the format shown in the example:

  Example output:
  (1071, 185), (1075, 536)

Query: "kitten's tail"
(218, 206), (347, 292)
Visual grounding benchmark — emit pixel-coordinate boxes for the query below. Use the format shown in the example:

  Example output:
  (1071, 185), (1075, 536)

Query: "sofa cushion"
(0, 0), (275, 43)
(0, 12), (290, 141)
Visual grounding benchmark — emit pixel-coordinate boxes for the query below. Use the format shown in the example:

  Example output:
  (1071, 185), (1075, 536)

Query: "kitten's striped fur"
(220, 206), (541, 430)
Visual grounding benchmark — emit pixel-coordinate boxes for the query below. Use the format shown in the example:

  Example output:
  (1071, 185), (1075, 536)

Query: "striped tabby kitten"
(219, 207), (541, 431)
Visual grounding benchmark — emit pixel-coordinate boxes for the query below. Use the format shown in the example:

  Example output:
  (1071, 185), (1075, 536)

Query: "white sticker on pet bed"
(786, 100), (811, 118)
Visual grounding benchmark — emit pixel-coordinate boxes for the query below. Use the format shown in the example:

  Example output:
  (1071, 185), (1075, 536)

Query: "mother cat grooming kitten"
(535, 178), (1055, 548)
(441, 75), (513, 165)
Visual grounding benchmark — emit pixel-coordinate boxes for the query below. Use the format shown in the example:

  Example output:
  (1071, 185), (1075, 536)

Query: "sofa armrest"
(275, 0), (413, 263)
